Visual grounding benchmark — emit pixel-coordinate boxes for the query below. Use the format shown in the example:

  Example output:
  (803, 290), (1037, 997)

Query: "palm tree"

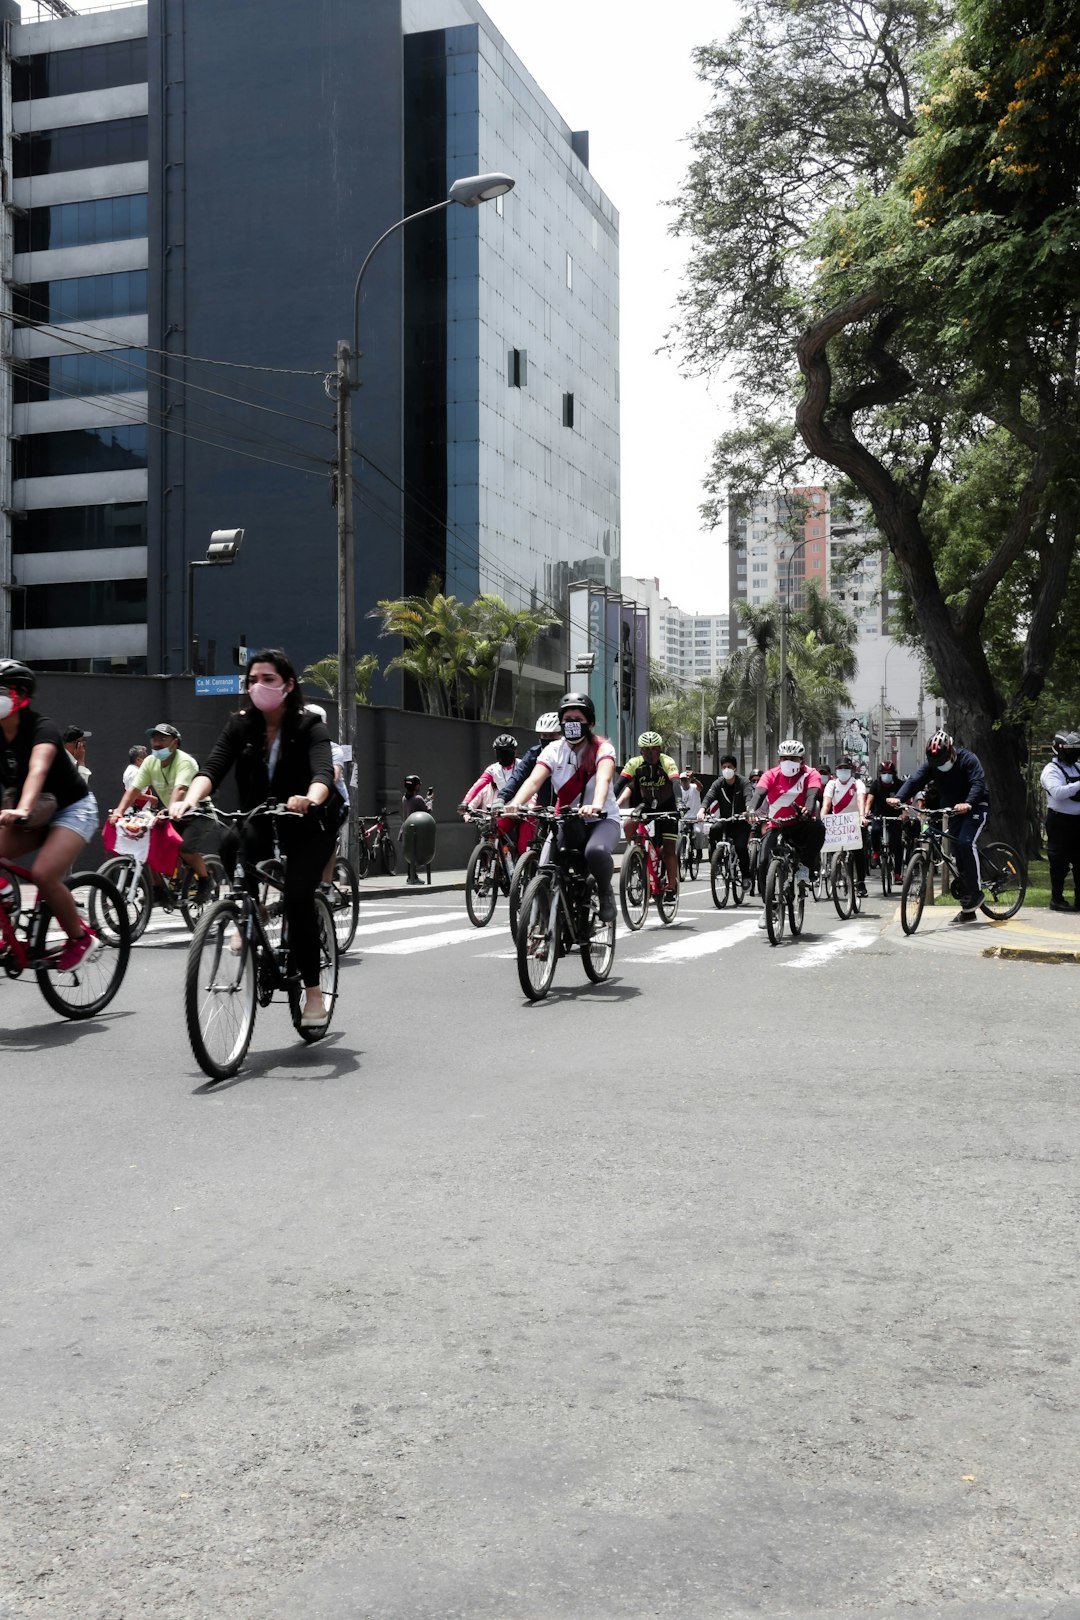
(725, 601), (781, 769)
(302, 655), (378, 706)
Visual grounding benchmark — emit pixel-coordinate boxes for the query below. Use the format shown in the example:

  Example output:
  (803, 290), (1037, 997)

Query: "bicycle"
(97, 808), (227, 943)
(619, 810), (680, 929)
(321, 850), (359, 953)
(830, 843), (864, 920)
(463, 809), (520, 928)
(760, 821), (809, 946)
(355, 811), (397, 878)
(0, 853), (130, 1019)
(867, 814), (906, 897)
(898, 807), (1026, 936)
(676, 816), (702, 882)
(184, 803), (339, 1080)
(516, 807), (616, 1000)
(507, 815), (546, 943)
(707, 815), (748, 909)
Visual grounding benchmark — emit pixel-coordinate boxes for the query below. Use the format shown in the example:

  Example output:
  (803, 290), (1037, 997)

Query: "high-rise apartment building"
(621, 575), (729, 683)
(1, 0), (620, 706)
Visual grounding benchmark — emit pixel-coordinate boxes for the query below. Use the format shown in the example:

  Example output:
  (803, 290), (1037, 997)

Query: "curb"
(983, 944), (1080, 964)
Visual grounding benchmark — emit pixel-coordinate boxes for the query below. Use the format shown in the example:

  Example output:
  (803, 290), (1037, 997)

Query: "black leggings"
(222, 820), (336, 988)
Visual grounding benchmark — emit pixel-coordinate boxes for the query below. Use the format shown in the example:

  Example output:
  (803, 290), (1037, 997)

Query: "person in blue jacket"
(889, 730), (990, 924)
(495, 711), (561, 809)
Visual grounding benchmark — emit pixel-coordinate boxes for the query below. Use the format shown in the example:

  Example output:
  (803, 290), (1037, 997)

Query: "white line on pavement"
(364, 927), (490, 955)
(622, 915), (761, 962)
(353, 909), (463, 938)
(781, 923), (877, 968)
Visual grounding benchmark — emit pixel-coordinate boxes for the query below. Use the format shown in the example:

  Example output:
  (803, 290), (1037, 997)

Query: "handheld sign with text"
(823, 809), (864, 851)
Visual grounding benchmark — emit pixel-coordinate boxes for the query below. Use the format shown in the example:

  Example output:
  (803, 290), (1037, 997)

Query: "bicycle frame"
(0, 855), (45, 971)
(624, 812), (677, 897)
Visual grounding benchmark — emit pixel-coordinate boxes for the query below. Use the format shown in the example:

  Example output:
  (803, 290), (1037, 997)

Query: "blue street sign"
(195, 675), (243, 696)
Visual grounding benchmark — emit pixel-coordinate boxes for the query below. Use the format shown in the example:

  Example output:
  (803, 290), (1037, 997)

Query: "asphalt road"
(2, 881), (1078, 1619)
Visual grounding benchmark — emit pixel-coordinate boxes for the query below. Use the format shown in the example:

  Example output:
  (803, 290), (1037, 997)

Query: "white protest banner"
(823, 809), (864, 851)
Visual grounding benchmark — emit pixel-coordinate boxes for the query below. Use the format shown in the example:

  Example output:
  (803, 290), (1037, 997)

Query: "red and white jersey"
(757, 762), (822, 823)
(824, 775), (865, 814)
(462, 760), (515, 810)
(537, 736), (620, 819)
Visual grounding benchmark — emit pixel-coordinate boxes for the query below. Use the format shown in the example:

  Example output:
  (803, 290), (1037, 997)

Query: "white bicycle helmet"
(535, 712), (560, 736)
(777, 739), (805, 759)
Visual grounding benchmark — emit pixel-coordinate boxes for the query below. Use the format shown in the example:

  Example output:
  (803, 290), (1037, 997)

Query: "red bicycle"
(619, 810), (680, 929)
(0, 855), (131, 1019)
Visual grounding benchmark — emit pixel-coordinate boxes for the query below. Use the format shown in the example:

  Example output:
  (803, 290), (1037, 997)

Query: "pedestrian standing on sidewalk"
(1040, 730), (1080, 912)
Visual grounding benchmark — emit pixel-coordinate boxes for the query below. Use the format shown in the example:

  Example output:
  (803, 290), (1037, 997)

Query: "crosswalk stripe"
(781, 922), (877, 967)
(353, 909), (462, 938)
(623, 916), (761, 962)
(365, 927), (488, 955)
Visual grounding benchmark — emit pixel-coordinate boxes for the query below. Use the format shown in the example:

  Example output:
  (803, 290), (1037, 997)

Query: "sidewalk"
(880, 899), (1080, 962)
(358, 867), (468, 896)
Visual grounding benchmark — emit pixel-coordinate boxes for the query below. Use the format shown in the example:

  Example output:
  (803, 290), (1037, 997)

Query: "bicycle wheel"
(900, 856), (928, 935)
(95, 855), (151, 942)
(354, 835), (371, 880)
(33, 873), (131, 1019)
(881, 856), (894, 897)
(788, 876), (805, 937)
(179, 855), (227, 933)
(676, 836), (689, 883)
(656, 873), (680, 924)
(730, 856), (746, 906)
(465, 842), (500, 927)
(979, 842), (1026, 921)
(822, 853), (835, 900)
(832, 853), (855, 919)
(809, 868), (822, 902)
(185, 898), (256, 1079)
(710, 846), (731, 909)
(328, 856), (359, 952)
(516, 873), (560, 1000)
(508, 848), (539, 942)
(380, 834), (398, 876)
(687, 841), (701, 881)
(619, 845), (649, 931)
(581, 882), (615, 983)
(288, 894), (339, 1042)
(763, 858), (787, 945)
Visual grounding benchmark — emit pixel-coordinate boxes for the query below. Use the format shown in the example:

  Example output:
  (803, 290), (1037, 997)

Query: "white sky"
(480, 0), (740, 614)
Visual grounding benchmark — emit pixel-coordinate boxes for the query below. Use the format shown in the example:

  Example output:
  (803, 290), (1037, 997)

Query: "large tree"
(671, 0), (1080, 837)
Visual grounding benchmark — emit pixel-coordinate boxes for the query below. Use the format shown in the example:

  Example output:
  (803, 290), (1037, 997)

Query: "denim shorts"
(51, 791), (99, 844)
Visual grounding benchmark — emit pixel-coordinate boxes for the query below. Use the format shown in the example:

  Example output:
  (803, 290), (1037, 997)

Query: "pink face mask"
(248, 681), (288, 713)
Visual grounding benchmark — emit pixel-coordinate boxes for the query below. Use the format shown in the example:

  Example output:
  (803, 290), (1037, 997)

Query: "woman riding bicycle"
(0, 659), (101, 970)
(504, 692), (620, 922)
(170, 648), (343, 1026)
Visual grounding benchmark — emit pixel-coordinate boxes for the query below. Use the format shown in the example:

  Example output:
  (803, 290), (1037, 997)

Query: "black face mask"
(1058, 752), (1080, 766)
(562, 719), (590, 743)
(495, 752), (515, 767)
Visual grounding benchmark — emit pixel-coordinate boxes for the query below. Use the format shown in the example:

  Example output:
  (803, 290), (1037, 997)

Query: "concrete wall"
(34, 673), (523, 872)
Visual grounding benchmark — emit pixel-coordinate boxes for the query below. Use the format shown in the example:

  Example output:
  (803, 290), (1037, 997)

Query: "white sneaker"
(797, 865), (810, 884)
(757, 913), (769, 929)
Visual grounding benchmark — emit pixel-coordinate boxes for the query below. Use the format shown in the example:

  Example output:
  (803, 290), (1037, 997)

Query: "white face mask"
(937, 759), (954, 773)
(0, 693), (14, 721)
(721, 767), (736, 781)
(780, 760), (801, 778)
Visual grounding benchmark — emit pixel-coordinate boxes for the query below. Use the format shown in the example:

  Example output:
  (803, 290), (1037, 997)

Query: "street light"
(185, 528), (244, 675)
(777, 535), (812, 742)
(334, 171), (515, 862)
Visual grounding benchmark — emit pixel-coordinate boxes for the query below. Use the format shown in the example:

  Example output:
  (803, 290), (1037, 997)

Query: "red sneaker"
(54, 930), (101, 972)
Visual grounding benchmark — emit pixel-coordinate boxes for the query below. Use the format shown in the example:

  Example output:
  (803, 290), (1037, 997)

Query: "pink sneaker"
(54, 930), (101, 973)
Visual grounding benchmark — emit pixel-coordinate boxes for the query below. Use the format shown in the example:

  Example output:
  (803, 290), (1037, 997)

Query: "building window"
(13, 502), (147, 554)
(16, 194), (148, 255)
(565, 252), (573, 290)
(12, 117), (148, 179)
(507, 348), (527, 387)
(11, 38), (148, 101)
(562, 392), (575, 428)
(14, 349), (147, 403)
(16, 425), (148, 479)
(13, 270), (148, 326)
(23, 577), (146, 630)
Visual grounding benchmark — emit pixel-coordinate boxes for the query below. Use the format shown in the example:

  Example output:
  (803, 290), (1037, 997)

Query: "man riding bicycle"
(748, 739), (825, 927)
(889, 730), (989, 924)
(698, 754), (752, 877)
(617, 732), (682, 901)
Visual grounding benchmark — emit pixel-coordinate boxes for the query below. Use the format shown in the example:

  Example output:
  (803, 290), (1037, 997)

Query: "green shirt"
(134, 747), (199, 805)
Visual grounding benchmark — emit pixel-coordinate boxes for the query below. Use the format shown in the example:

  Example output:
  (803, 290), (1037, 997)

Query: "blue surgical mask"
(152, 747), (172, 762)
(837, 769), (852, 782)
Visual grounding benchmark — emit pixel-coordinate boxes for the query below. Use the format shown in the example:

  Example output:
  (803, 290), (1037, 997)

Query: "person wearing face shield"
(1040, 730), (1080, 911)
(698, 755), (752, 877)
(889, 731), (989, 923)
(747, 740), (826, 919)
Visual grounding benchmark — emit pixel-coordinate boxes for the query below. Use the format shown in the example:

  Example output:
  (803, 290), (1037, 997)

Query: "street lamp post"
(334, 172), (514, 863)
(880, 640), (900, 767)
(777, 535), (812, 743)
(184, 529), (244, 676)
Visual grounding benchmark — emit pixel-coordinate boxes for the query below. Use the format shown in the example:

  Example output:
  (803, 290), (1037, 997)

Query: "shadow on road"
(0, 1007), (138, 1052)
(519, 976), (642, 1007)
(191, 1030), (361, 1094)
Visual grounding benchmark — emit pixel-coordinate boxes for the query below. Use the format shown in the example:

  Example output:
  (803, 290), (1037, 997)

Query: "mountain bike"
(708, 815), (748, 909)
(463, 809), (521, 928)
(507, 814), (546, 942)
(867, 813), (907, 897)
(0, 854), (130, 1019)
(830, 843), (864, 920)
(761, 822), (809, 946)
(97, 809), (226, 942)
(619, 811), (680, 929)
(516, 807), (616, 1001)
(899, 807), (1025, 936)
(356, 811), (397, 878)
(676, 816), (701, 882)
(184, 803), (339, 1080)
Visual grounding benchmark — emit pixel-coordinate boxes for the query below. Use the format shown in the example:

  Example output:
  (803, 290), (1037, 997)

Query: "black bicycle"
(899, 807), (1025, 935)
(463, 809), (519, 928)
(867, 813), (907, 897)
(356, 811), (397, 878)
(321, 848), (359, 953)
(184, 803), (339, 1080)
(708, 815), (748, 909)
(676, 816), (702, 882)
(761, 821), (809, 946)
(830, 842), (864, 920)
(507, 815), (546, 942)
(516, 807), (616, 1000)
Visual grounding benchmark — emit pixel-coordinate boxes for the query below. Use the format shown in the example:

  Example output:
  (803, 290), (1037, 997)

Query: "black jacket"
(703, 772), (751, 817)
(201, 708), (336, 812)
(896, 747), (989, 809)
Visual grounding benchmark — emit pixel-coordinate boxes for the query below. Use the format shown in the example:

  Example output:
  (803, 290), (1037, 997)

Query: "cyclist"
(459, 733), (519, 815)
(864, 759), (905, 882)
(504, 691), (620, 923)
(496, 712), (561, 812)
(171, 647), (343, 1027)
(1040, 729), (1080, 912)
(698, 754), (752, 877)
(617, 731), (682, 901)
(0, 659), (101, 970)
(821, 755), (869, 897)
(110, 723), (215, 901)
(748, 739), (825, 926)
(889, 730), (989, 925)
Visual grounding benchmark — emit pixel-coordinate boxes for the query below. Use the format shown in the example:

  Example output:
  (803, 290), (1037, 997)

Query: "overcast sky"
(480, 0), (740, 614)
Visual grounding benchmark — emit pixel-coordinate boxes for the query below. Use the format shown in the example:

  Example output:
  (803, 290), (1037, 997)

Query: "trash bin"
(402, 810), (437, 885)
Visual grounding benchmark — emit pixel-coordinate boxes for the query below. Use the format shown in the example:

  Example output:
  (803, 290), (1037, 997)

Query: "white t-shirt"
(537, 736), (620, 819)
(123, 764), (141, 791)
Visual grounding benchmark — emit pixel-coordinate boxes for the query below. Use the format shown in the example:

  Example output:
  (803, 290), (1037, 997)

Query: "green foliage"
(302, 655), (378, 706)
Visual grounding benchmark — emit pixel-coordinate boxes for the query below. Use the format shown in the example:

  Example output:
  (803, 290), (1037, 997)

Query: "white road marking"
(353, 909), (463, 937)
(781, 923), (877, 968)
(365, 927), (490, 955)
(623, 916), (761, 962)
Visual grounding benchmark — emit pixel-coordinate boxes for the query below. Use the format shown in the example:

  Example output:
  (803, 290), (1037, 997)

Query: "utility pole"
(335, 338), (357, 866)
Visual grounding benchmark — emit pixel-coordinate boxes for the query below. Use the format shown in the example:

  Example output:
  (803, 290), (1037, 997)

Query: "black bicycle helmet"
(1052, 730), (1080, 760)
(558, 691), (595, 724)
(404, 773), (422, 788)
(493, 733), (517, 753)
(926, 730), (954, 765)
(0, 659), (35, 698)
